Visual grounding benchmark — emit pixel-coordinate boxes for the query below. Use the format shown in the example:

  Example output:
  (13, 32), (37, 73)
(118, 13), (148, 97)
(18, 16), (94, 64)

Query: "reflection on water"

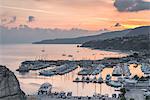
(0, 44), (128, 96)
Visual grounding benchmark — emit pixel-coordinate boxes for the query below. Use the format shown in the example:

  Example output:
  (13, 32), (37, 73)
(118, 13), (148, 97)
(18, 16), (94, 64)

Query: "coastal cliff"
(0, 65), (26, 100)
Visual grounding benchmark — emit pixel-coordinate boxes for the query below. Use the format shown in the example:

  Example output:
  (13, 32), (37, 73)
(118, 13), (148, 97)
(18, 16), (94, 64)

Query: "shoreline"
(80, 46), (132, 55)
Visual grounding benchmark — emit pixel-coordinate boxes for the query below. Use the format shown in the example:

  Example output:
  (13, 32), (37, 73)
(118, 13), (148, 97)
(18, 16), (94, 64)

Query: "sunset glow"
(0, 0), (150, 30)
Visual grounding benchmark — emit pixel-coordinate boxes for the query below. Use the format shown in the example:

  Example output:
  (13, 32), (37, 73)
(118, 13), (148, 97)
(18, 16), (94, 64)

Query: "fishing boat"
(38, 83), (52, 95)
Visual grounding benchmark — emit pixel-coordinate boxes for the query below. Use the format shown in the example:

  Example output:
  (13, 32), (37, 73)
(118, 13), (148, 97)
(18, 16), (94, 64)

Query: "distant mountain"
(81, 26), (150, 52)
(34, 26), (149, 44)
(0, 25), (97, 44)
(34, 29), (130, 44)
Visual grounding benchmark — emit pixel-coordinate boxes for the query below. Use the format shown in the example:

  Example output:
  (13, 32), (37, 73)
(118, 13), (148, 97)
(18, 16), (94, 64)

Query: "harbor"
(16, 48), (150, 100)
(0, 44), (150, 100)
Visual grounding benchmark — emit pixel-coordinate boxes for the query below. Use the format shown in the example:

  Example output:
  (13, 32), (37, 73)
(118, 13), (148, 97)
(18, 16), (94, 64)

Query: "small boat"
(67, 92), (72, 97)
(112, 65), (122, 76)
(68, 55), (73, 57)
(141, 63), (150, 74)
(106, 74), (111, 82)
(97, 76), (103, 83)
(85, 77), (91, 83)
(81, 76), (86, 82)
(62, 54), (66, 56)
(124, 78), (137, 84)
(73, 77), (80, 82)
(92, 70), (99, 75)
(17, 65), (29, 72)
(122, 63), (131, 76)
(107, 81), (122, 88)
(77, 45), (80, 47)
(38, 83), (52, 95)
(92, 77), (97, 83)
(39, 70), (55, 76)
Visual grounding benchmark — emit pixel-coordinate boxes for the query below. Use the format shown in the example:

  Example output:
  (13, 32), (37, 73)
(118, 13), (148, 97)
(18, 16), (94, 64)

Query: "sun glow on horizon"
(0, 0), (150, 31)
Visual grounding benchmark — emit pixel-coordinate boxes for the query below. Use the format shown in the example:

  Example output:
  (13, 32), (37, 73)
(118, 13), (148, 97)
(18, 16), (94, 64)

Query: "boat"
(97, 76), (103, 83)
(39, 70), (55, 76)
(38, 83), (52, 95)
(73, 77), (80, 82)
(78, 69), (90, 75)
(85, 77), (91, 83)
(141, 63), (150, 74)
(92, 68), (100, 75)
(68, 55), (73, 57)
(81, 76), (86, 82)
(17, 65), (29, 72)
(39, 63), (78, 76)
(124, 78), (137, 84)
(122, 63), (131, 76)
(105, 74), (111, 82)
(62, 54), (66, 56)
(92, 77), (97, 83)
(112, 65), (122, 76)
(107, 81), (122, 88)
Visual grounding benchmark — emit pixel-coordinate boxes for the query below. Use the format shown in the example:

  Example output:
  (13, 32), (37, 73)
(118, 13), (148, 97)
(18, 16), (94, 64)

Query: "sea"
(0, 44), (143, 97)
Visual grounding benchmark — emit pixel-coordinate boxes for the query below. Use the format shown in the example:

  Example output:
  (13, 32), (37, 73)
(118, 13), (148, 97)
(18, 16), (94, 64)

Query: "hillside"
(33, 26), (149, 44)
(81, 35), (150, 52)
(33, 29), (130, 44)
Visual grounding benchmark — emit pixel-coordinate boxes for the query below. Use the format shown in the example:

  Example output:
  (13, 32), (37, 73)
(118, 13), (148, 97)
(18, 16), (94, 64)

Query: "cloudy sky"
(0, 0), (150, 30)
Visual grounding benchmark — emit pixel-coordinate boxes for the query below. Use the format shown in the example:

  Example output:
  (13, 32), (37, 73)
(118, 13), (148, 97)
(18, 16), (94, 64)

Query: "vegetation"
(81, 35), (150, 52)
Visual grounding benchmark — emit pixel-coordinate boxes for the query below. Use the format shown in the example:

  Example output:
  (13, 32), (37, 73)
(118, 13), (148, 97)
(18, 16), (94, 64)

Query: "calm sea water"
(0, 44), (142, 96)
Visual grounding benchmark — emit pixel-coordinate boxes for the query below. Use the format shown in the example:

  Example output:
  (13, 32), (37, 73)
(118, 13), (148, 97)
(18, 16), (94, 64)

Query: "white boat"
(112, 65), (122, 76)
(124, 78), (137, 84)
(39, 70), (55, 76)
(38, 83), (52, 95)
(92, 77), (97, 83)
(107, 81), (122, 88)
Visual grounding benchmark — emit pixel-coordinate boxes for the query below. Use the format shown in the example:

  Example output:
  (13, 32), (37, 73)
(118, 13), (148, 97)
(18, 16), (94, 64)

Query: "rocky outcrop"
(0, 65), (26, 100)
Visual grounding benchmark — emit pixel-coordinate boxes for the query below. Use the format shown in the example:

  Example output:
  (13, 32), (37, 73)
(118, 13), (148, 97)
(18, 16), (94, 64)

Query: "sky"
(0, 0), (150, 31)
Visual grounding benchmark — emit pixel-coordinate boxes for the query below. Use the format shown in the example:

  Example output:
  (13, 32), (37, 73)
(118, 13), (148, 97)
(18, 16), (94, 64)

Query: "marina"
(0, 44), (127, 96)
(0, 44), (150, 100)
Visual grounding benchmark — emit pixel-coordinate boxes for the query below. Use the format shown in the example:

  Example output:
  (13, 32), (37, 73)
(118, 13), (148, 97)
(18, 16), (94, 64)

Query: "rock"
(0, 65), (26, 100)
